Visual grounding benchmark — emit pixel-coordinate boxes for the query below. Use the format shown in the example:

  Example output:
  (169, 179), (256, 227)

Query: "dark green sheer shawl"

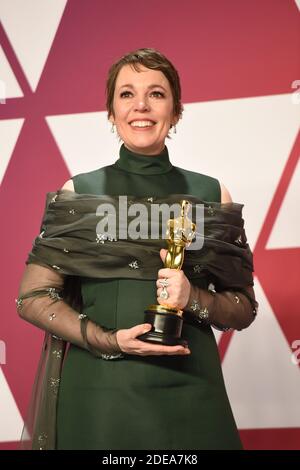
(27, 190), (254, 288)
(21, 189), (255, 449)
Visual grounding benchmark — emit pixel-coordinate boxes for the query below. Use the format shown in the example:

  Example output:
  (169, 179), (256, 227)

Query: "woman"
(17, 48), (258, 450)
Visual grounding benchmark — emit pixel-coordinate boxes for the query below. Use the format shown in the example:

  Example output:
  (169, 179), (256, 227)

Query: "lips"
(129, 119), (156, 126)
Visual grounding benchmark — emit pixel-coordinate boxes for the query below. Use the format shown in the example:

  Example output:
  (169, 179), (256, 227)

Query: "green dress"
(56, 144), (242, 450)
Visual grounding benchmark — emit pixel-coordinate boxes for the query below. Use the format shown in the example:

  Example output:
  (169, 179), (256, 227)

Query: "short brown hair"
(106, 48), (183, 122)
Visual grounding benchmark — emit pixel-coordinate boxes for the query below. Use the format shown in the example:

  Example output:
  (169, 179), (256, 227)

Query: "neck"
(113, 143), (173, 175)
(123, 142), (165, 156)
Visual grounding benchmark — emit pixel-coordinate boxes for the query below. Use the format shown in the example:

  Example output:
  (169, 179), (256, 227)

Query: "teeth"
(130, 121), (155, 127)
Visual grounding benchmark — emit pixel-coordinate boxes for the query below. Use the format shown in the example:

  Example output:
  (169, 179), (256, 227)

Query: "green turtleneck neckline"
(113, 143), (173, 175)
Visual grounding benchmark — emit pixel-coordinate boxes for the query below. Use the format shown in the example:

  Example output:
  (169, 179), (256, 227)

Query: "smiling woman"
(109, 65), (178, 155)
(106, 48), (183, 155)
(18, 47), (257, 450)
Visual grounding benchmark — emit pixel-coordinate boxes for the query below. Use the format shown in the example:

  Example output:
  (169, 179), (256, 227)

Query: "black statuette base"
(137, 309), (187, 346)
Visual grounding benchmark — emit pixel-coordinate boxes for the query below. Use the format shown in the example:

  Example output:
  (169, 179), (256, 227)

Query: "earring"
(173, 124), (177, 134)
(111, 123), (115, 133)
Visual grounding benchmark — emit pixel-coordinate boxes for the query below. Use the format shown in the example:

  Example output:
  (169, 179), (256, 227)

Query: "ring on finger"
(159, 278), (169, 288)
(159, 286), (169, 300)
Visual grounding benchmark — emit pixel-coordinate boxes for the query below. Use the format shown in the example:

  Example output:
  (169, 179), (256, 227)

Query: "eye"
(151, 91), (165, 98)
(120, 91), (132, 98)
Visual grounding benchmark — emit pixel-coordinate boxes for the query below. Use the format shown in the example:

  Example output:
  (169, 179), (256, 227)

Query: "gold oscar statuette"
(138, 200), (196, 346)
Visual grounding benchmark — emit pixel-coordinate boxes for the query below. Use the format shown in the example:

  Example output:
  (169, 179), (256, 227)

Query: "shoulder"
(61, 179), (74, 191)
(174, 166), (232, 203)
(174, 165), (214, 179)
(62, 165), (113, 194)
(172, 165), (221, 202)
(220, 182), (233, 203)
(61, 166), (111, 191)
(174, 165), (221, 187)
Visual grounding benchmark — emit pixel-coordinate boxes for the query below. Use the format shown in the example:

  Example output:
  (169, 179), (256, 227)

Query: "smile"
(129, 120), (156, 128)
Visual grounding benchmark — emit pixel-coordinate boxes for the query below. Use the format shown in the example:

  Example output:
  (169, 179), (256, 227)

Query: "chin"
(128, 138), (164, 153)
(136, 144), (161, 154)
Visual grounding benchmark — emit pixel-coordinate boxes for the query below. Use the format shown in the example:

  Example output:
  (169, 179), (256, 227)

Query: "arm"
(17, 263), (123, 357)
(189, 182), (257, 330)
(220, 181), (232, 203)
(17, 264), (190, 357)
(17, 178), (122, 358)
(184, 282), (258, 331)
(157, 264), (258, 332)
(61, 179), (74, 191)
(157, 182), (259, 331)
(18, 181), (190, 358)
(209, 182), (257, 328)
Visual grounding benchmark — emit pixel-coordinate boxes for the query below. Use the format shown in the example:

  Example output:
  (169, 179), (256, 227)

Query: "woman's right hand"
(116, 324), (191, 356)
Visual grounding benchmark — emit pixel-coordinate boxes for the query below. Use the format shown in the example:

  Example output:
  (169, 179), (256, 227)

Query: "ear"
(108, 113), (115, 125)
(171, 114), (180, 127)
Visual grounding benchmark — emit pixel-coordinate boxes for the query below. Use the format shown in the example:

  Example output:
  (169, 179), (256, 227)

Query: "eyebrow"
(119, 84), (167, 92)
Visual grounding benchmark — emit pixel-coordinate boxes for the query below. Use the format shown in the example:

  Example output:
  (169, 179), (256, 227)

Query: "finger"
(158, 268), (177, 278)
(157, 292), (173, 305)
(156, 278), (171, 288)
(131, 325), (190, 355)
(148, 347), (191, 356)
(165, 349), (191, 356)
(156, 284), (172, 295)
(146, 349), (190, 356)
(159, 248), (168, 263)
(130, 323), (152, 338)
(132, 337), (190, 356)
(142, 341), (186, 354)
(156, 292), (174, 305)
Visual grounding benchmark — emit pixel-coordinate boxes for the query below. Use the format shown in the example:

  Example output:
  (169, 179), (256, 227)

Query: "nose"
(133, 95), (150, 112)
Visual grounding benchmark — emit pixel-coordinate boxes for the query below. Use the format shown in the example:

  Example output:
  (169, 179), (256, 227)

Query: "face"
(109, 64), (178, 155)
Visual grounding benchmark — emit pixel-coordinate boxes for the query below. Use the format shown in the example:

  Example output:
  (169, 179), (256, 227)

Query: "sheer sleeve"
(17, 263), (125, 450)
(17, 263), (123, 355)
(184, 282), (258, 331)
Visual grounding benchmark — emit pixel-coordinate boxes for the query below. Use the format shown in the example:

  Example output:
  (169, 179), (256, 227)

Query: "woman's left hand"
(156, 249), (191, 309)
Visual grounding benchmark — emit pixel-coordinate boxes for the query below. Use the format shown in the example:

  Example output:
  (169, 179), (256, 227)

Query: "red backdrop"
(0, 0), (299, 450)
